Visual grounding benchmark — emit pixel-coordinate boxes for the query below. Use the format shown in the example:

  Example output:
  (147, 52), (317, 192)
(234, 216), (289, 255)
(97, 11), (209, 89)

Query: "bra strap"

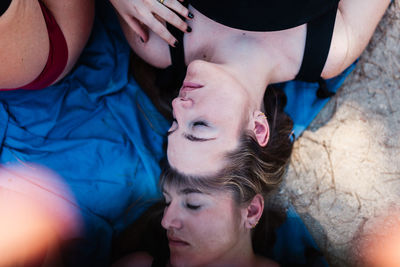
(167, 0), (189, 76)
(295, 3), (338, 82)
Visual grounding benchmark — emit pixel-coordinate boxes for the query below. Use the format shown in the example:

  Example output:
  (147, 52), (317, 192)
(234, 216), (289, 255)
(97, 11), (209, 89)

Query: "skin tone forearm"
(338, 0), (391, 70)
(322, 0), (391, 79)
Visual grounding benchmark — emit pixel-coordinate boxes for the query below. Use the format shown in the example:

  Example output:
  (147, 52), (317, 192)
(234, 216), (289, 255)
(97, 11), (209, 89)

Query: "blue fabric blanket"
(0, 2), (168, 265)
(0, 1), (355, 265)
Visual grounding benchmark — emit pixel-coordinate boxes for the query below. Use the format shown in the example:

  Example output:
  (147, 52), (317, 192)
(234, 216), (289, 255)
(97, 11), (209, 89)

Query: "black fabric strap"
(0, 0), (12, 16)
(166, 20), (186, 80)
(155, 1), (188, 105)
(166, 0), (189, 74)
(295, 4), (338, 82)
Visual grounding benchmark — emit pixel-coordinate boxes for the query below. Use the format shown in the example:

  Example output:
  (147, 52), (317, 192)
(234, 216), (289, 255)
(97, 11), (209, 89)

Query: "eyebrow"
(179, 188), (205, 195)
(162, 188), (205, 196)
(167, 129), (216, 142)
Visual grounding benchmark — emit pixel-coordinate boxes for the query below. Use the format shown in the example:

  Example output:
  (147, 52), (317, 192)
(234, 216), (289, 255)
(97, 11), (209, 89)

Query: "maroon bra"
(1, 1), (68, 91)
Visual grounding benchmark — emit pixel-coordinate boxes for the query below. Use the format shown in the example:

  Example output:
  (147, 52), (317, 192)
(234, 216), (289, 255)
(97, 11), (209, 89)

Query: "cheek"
(183, 212), (239, 259)
(207, 103), (242, 129)
(220, 98), (247, 122)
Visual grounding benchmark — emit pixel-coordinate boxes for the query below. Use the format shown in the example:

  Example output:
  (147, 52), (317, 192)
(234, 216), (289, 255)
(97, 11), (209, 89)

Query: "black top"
(0, 0), (12, 16)
(189, 0), (339, 31)
(151, 256), (168, 267)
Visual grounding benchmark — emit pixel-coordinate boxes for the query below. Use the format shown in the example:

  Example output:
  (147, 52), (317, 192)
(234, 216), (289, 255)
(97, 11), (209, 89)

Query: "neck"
(214, 55), (273, 111)
(186, 32), (276, 111)
(227, 59), (272, 111)
(207, 232), (257, 267)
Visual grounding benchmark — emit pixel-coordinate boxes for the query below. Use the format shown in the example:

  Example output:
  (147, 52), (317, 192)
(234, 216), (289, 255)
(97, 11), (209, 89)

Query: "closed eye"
(193, 121), (208, 127)
(167, 119), (216, 142)
(186, 203), (201, 210)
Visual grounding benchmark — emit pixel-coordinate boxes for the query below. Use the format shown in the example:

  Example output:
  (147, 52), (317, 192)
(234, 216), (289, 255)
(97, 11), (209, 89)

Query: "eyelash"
(193, 121), (208, 127)
(170, 119), (208, 128)
(163, 200), (200, 211)
(186, 203), (201, 210)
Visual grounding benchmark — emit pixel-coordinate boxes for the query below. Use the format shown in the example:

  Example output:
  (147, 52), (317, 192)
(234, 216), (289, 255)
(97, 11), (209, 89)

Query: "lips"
(167, 234), (190, 247)
(180, 81), (203, 93)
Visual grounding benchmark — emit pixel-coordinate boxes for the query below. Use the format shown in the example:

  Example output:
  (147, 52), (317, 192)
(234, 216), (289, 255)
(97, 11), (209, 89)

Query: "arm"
(322, 0), (391, 78)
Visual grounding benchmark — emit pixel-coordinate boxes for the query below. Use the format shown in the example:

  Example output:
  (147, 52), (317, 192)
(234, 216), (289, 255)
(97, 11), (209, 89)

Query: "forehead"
(162, 169), (216, 193)
(167, 136), (236, 176)
(167, 122), (248, 177)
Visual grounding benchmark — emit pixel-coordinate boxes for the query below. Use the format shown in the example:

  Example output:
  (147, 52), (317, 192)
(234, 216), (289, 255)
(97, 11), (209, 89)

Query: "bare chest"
(184, 8), (307, 81)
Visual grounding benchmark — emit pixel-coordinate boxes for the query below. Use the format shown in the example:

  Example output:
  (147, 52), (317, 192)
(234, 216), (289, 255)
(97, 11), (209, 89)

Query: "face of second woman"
(161, 183), (247, 267)
(167, 60), (253, 176)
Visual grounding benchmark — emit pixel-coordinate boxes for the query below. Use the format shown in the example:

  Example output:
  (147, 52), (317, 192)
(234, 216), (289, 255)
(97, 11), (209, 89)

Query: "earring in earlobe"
(251, 221), (259, 229)
(259, 112), (267, 120)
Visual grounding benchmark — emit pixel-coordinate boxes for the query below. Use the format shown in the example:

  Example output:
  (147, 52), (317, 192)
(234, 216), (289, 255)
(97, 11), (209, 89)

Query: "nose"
(161, 203), (183, 230)
(172, 95), (194, 110)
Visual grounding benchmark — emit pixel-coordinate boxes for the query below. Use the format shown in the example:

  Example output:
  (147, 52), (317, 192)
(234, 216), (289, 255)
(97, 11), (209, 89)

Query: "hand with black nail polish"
(110, 0), (193, 47)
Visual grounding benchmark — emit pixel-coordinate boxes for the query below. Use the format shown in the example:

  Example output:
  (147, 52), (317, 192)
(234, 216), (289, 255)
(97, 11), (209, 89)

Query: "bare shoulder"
(118, 16), (172, 69)
(113, 251), (154, 267)
(322, 0), (390, 79)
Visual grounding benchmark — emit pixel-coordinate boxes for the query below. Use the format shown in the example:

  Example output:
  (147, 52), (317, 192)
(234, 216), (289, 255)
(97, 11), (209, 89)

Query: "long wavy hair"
(113, 55), (295, 262)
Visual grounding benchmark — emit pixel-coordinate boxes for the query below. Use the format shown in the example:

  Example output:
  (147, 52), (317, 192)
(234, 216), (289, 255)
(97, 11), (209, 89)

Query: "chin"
(170, 253), (198, 267)
(170, 254), (185, 267)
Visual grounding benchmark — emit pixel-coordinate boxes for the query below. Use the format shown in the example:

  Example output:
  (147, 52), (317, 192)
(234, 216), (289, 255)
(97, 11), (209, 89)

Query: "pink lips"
(180, 81), (203, 93)
(168, 235), (190, 247)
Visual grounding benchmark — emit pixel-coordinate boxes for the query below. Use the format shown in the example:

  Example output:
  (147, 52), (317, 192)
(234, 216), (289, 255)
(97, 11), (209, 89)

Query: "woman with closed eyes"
(111, 0), (390, 184)
(113, 153), (284, 267)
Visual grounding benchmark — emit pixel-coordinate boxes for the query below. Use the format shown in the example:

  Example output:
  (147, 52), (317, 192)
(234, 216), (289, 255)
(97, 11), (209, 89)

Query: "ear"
(252, 111), (270, 147)
(243, 194), (264, 229)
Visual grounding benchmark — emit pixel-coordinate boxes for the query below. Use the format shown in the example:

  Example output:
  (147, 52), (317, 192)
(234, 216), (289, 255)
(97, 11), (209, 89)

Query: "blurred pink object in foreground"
(354, 206), (400, 267)
(0, 164), (83, 266)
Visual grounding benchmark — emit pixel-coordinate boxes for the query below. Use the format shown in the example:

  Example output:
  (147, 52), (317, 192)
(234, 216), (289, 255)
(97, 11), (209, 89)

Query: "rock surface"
(281, 2), (400, 266)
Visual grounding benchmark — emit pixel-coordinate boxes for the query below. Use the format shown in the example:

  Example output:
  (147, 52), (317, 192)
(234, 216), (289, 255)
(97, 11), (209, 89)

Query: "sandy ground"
(279, 2), (400, 266)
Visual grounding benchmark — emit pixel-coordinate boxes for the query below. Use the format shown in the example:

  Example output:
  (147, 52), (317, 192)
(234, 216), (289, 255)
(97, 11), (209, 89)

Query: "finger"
(123, 14), (149, 42)
(147, 16), (178, 46)
(153, 4), (189, 33)
(157, 0), (193, 20)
